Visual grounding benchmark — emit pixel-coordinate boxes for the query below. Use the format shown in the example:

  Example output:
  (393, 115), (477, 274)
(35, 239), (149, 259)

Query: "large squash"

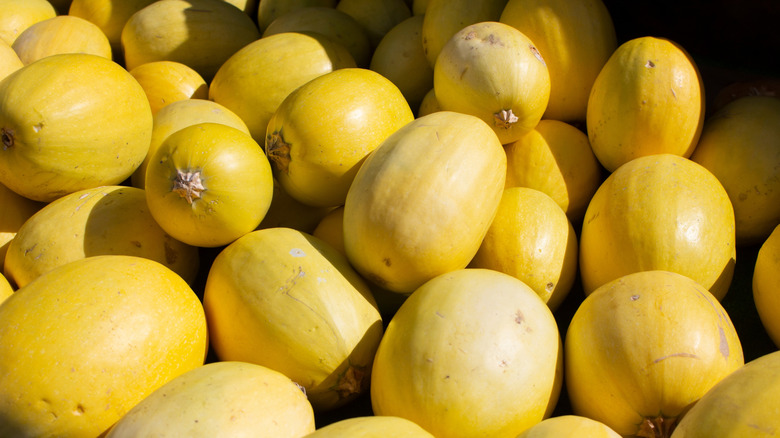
(579, 154), (736, 300)
(0, 0), (56, 45)
(586, 36), (704, 172)
(0, 53), (152, 202)
(0, 255), (208, 438)
(371, 268), (563, 437)
(343, 111), (506, 294)
(3, 185), (199, 289)
(105, 361), (316, 438)
(203, 227), (383, 412)
(433, 21), (550, 144)
(566, 270), (744, 437)
(499, 0), (617, 122)
(11, 15), (112, 65)
(265, 68), (414, 208)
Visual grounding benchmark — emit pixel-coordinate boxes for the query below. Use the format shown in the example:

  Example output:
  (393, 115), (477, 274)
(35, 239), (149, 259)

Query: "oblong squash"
(0, 255), (208, 438)
(3, 185), (199, 289)
(343, 111), (506, 294)
(303, 415), (434, 437)
(105, 361), (316, 438)
(11, 15), (112, 65)
(0, 53), (152, 202)
(371, 268), (562, 437)
(203, 227), (383, 412)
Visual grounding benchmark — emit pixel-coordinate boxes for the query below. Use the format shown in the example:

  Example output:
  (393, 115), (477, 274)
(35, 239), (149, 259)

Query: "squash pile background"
(0, 0), (779, 437)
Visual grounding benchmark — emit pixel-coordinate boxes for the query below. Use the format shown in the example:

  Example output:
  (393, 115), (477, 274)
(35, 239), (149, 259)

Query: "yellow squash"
(106, 361), (316, 438)
(256, 178), (334, 233)
(753, 224), (780, 348)
(371, 268), (562, 437)
(343, 111), (506, 294)
(586, 36), (705, 172)
(0, 273), (11, 304)
(369, 14), (433, 111)
(0, 255), (208, 438)
(3, 185), (199, 289)
(11, 15), (112, 65)
(335, 0), (411, 49)
(0, 53), (152, 202)
(128, 61), (209, 116)
(670, 350), (780, 438)
(421, 0), (509, 67)
(130, 98), (249, 189)
(121, 0), (261, 81)
(203, 227), (383, 412)
(209, 31), (356, 143)
(303, 416), (434, 437)
(434, 21), (551, 144)
(500, 0), (617, 122)
(266, 68), (414, 208)
(144, 123), (274, 248)
(690, 96), (780, 246)
(469, 187), (578, 312)
(0, 39), (22, 81)
(262, 6), (372, 68)
(565, 270), (744, 437)
(0, 0), (56, 45)
(516, 415), (621, 438)
(68, 0), (156, 54)
(256, 0), (337, 33)
(504, 119), (602, 223)
(579, 154), (736, 300)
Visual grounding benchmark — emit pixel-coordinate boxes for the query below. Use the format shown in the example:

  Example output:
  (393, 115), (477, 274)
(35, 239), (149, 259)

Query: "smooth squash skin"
(753, 224), (780, 348)
(3, 185), (200, 289)
(11, 15), (112, 65)
(145, 123), (275, 248)
(0, 273), (11, 304)
(579, 154), (736, 300)
(500, 0), (617, 122)
(0, 53), (152, 202)
(0, 182), (44, 270)
(565, 270), (744, 437)
(370, 268), (563, 438)
(0, 0), (56, 45)
(303, 416), (435, 437)
(690, 96), (780, 246)
(203, 227), (383, 412)
(121, 0), (261, 82)
(0, 255), (209, 438)
(128, 60), (209, 116)
(670, 350), (780, 438)
(266, 68), (414, 208)
(68, 0), (157, 53)
(433, 21), (551, 145)
(0, 39), (23, 81)
(343, 111), (506, 294)
(256, 0), (337, 33)
(105, 362), (316, 438)
(586, 36), (705, 172)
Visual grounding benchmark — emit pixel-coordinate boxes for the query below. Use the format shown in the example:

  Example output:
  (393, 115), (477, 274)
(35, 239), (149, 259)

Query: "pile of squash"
(0, 0), (778, 437)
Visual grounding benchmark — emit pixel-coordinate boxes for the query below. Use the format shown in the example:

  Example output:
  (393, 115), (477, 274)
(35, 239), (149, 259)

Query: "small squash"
(0, 53), (152, 202)
(266, 68), (414, 208)
(203, 227), (383, 412)
(256, 0), (337, 33)
(128, 61), (209, 116)
(0, 273), (12, 304)
(433, 21), (551, 144)
(579, 154), (736, 299)
(105, 361), (316, 438)
(0, 0), (56, 45)
(3, 185), (200, 289)
(586, 36), (705, 172)
(335, 0), (411, 49)
(0, 255), (208, 438)
(0, 39), (23, 81)
(343, 111), (506, 293)
(565, 270), (744, 437)
(144, 123), (274, 248)
(0, 182), (44, 270)
(68, 0), (156, 53)
(516, 415), (621, 438)
(371, 268), (562, 437)
(209, 31), (356, 143)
